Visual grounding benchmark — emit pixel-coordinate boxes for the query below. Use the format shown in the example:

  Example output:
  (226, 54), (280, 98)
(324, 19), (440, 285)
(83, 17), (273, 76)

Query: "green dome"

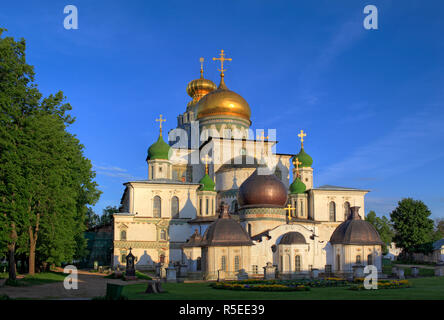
(289, 177), (306, 194)
(147, 134), (171, 160)
(199, 173), (216, 191)
(293, 148), (313, 167)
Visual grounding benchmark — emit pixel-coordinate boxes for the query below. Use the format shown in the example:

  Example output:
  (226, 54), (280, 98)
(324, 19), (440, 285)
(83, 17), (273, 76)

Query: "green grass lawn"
(122, 277), (444, 300)
(0, 272), (66, 286)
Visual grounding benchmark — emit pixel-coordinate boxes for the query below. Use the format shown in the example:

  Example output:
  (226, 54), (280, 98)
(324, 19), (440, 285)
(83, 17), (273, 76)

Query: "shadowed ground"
(0, 269), (146, 300)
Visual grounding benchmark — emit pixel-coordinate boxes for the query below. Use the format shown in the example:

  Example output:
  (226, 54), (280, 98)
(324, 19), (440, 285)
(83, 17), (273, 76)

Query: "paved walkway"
(0, 270), (147, 300)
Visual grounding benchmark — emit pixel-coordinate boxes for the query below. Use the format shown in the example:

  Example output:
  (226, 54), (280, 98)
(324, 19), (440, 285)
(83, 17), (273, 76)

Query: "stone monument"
(166, 262), (177, 282)
(263, 262), (276, 280)
(353, 264), (365, 279)
(125, 248), (137, 280)
(311, 268), (319, 279)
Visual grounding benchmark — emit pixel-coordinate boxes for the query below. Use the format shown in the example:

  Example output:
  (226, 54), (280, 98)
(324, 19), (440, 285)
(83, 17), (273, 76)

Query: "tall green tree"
(434, 218), (444, 240)
(366, 210), (394, 255)
(0, 28), (101, 276)
(99, 206), (118, 226)
(390, 198), (435, 257)
(85, 207), (100, 229)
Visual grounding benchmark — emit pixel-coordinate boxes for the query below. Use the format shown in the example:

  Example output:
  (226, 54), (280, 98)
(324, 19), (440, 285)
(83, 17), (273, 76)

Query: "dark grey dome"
(330, 207), (384, 245)
(279, 232), (307, 245)
(201, 204), (253, 247)
(237, 169), (288, 209)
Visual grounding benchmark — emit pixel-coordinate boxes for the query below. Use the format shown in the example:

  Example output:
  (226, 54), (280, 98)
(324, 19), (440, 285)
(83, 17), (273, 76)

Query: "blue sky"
(1, 0), (443, 219)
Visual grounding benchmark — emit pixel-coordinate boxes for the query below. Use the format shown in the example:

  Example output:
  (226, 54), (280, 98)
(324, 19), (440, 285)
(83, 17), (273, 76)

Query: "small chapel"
(112, 50), (383, 279)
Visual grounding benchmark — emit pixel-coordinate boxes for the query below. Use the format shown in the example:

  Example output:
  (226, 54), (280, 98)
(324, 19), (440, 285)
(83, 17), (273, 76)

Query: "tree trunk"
(8, 247), (16, 280)
(7, 222), (18, 280)
(28, 213), (40, 275)
(28, 227), (36, 275)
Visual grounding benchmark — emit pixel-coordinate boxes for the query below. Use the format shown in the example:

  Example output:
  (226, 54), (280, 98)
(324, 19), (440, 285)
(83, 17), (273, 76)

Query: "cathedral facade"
(112, 51), (383, 278)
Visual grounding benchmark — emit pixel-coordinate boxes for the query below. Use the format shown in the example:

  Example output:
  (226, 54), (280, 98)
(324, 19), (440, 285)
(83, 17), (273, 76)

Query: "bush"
(135, 271), (152, 280)
(211, 281), (311, 292)
(349, 279), (410, 290)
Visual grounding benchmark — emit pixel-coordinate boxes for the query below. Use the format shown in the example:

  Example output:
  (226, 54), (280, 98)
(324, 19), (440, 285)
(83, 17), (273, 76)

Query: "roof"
(433, 239), (444, 250)
(330, 206), (383, 245)
(200, 204), (253, 247)
(313, 185), (369, 192)
(238, 170), (288, 209)
(279, 232), (307, 245)
(289, 177), (306, 194)
(123, 180), (200, 186)
(187, 216), (218, 224)
(113, 212), (135, 216)
(198, 173), (216, 191)
(251, 230), (271, 242)
(147, 134), (171, 160)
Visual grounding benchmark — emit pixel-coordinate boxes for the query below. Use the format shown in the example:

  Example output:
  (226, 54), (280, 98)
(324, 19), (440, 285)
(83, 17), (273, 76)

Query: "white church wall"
(169, 224), (194, 242)
(129, 183), (198, 218)
(310, 190), (367, 222)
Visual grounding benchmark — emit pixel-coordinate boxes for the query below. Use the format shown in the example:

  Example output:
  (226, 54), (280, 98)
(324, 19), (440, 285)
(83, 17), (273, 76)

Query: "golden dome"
(196, 77), (251, 123)
(186, 58), (217, 104)
(186, 76), (217, 101)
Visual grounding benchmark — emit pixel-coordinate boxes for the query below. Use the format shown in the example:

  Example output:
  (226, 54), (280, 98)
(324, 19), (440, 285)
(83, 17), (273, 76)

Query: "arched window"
(300, 201), (304, 217)
(153, 196), (161, 217)
(293, 200), (298, 217)
(120, 230), (127, 240)
(171, 196), (179, 218)
(329, 201), (336, 221)
(286, 255), (291, 272)
(120, 250), (127, 263)
(206, 198), (209, 215)
(234, 256), (240, 272)
(199, 198), (202, 215)
(221, 256), (226, 271)
(367, 254), (373, 265)
(196, 257), (201, 271)
(280, 255), (284, 272)
(160, 229), (167, 240)
(336, 254), (341, 271)
(344, 201), (351, 220)
(231, 200), (238, 213)
(356, 255), (361, 264)
(295, 255), (301, 272)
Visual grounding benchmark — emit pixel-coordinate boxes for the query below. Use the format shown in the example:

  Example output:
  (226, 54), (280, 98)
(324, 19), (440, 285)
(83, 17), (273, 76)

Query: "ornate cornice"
(114, 240), (184, 250)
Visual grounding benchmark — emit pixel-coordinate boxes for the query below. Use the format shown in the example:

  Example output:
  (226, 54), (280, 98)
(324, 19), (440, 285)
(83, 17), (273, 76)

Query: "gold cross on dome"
(156, 114), (166, 136)
(257, 131), (269, 141)
(201, 154), (212, 174)
(213, 50), (232, 76)
(293, 157), (302, 177)
(199, 57), (204, 77)
(298, 130), (307, 147)
(285, 204), (295, 221)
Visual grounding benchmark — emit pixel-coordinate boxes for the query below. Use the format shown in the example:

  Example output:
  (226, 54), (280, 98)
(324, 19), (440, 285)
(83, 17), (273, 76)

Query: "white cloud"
(93, 163), (143, 181)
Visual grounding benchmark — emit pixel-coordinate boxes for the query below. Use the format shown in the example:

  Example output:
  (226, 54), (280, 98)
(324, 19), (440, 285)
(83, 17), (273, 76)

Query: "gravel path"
(0, 270), (147, 300)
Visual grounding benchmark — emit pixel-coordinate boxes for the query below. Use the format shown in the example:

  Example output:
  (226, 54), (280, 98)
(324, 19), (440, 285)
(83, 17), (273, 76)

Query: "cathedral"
(112, 50), (383, 279)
